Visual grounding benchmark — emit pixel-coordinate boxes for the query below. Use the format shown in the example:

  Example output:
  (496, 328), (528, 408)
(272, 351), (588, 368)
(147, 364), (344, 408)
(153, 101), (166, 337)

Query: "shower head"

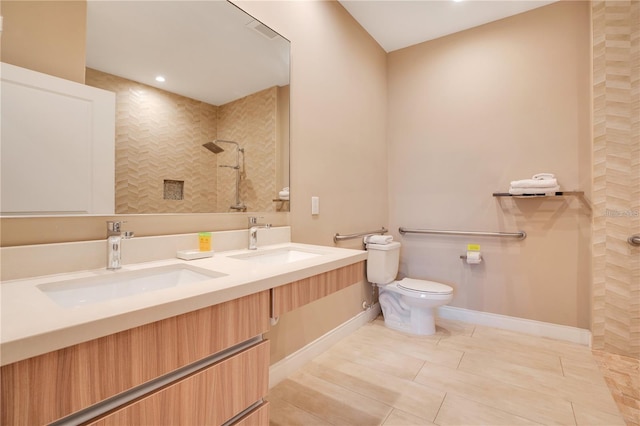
(203, 139), (242, 154)
(202, 141), (224, 154)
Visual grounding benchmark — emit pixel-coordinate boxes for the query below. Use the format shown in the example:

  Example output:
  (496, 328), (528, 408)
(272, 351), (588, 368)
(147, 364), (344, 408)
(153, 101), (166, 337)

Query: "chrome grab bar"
(334, 227), (388, 243)
(399, 227), (526, 240)
(629, 234), (640, 246)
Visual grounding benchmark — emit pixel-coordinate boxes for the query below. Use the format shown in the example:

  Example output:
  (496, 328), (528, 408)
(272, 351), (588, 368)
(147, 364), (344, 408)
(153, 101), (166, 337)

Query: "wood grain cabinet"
(2, 262), (364, 425)
(271, 261), (365, 317)
(1, 291), (270, 425)
(88, 341), (269, 426)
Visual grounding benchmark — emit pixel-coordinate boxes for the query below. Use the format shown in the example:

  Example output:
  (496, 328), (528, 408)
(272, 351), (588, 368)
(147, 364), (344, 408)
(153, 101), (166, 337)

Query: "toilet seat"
(398, 278), (453, 295)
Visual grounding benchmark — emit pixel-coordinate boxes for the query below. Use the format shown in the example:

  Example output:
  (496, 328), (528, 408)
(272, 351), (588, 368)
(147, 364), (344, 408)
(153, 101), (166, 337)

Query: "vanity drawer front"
(271, 261), (365, 317)
(89, 341), (269, 426)
(1, 290), (270, 426)
(232, 401), (269, 426)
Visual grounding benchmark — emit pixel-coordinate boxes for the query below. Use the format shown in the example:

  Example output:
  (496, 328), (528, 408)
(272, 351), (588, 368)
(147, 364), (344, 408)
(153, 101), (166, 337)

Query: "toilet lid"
(398, 278), (453, 294)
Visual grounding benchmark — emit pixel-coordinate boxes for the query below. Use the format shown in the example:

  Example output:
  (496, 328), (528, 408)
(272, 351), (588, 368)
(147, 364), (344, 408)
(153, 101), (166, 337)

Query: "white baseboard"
(437, 305), (592, 347)
(269, 303), (381, 389)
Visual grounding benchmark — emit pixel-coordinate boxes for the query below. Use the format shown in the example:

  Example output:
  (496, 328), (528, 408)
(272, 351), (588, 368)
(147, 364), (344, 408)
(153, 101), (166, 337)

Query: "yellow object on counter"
(199, 232), (212, 251)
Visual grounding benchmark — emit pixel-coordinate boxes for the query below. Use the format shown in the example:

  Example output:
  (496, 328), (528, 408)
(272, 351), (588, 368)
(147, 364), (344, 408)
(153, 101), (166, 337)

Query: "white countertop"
(1, 243), (367, 366)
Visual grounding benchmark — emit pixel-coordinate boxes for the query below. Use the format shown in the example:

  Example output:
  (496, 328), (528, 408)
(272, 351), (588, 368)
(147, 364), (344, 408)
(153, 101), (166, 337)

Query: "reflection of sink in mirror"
(230, 248), (323, 264)
(38, 264), (226, 308)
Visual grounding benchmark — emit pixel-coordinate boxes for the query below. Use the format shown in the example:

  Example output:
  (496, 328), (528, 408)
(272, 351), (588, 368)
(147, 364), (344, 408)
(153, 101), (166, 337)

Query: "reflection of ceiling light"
(155, 76), (166, 82)
(453, 0), (463, 2)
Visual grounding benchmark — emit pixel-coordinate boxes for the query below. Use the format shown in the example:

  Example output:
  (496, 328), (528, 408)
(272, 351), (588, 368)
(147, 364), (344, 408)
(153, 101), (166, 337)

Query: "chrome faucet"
(107, 221), (134, 270)
(248, 216), (271, 250)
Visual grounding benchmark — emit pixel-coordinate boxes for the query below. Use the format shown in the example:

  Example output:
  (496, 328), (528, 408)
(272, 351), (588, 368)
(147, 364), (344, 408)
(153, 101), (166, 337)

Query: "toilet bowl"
(366, 241), (453, 335)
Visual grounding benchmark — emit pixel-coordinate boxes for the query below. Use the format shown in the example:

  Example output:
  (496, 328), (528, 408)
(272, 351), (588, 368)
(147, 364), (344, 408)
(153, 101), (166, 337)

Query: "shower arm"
(214, 140), (243, 169)
(203, 139), (245, 210)
(216, 140), (244, 209)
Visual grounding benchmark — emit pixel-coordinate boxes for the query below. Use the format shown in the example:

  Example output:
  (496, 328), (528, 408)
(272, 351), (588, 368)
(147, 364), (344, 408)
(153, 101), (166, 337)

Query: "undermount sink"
(229, 248), (323, 264)
(38, 264), (226, 308)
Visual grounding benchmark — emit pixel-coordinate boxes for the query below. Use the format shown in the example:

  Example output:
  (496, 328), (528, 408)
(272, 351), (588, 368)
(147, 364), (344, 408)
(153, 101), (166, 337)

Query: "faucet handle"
(106, 220), (130, 235)
(248, 216), (264, 225)
(107, 220), (124, 232)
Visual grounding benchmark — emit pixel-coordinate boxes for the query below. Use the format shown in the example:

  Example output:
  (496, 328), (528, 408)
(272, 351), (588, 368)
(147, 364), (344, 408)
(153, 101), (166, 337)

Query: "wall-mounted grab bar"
(334, 227), (388, 243)
(629, 234), (640, 246)
(399, 227), (526, 240)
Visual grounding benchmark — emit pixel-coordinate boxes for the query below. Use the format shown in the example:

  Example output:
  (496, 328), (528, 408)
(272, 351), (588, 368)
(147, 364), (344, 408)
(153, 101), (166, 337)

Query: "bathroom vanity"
(0, 234), (366, 425)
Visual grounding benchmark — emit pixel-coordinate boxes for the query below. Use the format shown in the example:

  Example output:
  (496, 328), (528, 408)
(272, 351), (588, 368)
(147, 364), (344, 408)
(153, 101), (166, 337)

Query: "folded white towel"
(509, 186), (560, 195)
(364, 235), (393, 245)
(510, 178), (558, 188)
(532, 173), (555, 180)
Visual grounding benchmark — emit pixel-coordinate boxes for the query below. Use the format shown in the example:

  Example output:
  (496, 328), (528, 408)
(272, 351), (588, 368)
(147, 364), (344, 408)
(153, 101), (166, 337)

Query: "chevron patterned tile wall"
(217, 87), (278, 213)
(86, 69), (280, 214)
(591, 0), (640, 359)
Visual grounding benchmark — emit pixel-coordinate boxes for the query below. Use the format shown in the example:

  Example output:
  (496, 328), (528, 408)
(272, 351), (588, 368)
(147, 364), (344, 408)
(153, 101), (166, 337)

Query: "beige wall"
(0, 0), (86, 83)
(0, 0), (388, 364)
(5, 0), (625, 365)
(387, 2), (592, 328)
(591, 0), (640, 359)
(233, 0), (388, 363)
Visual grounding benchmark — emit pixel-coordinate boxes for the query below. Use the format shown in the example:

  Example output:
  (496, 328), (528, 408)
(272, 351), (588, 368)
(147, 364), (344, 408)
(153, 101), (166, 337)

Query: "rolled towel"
(278, 187), (290, 200)
(510, 178), (558, 188)
(532, 173), (555, 180)
(509, 185), (560, 195)
(364, 234), (393, 245)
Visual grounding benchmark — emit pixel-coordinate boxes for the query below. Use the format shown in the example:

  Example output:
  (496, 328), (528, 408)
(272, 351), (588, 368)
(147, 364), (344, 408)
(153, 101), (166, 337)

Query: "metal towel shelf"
(629, 234), (640, 246)
(399, 227), (526, 240)
(334, 227), (388, 243)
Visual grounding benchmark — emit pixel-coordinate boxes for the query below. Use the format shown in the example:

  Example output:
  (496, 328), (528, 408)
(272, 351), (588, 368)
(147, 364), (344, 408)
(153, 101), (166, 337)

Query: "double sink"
(38, 247), (324, 308)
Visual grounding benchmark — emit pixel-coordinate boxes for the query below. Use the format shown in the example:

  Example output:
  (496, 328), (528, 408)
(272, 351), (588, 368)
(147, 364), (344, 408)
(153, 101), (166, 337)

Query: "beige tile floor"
(268, 317), (630, 426)
(593, 350), (640, 426)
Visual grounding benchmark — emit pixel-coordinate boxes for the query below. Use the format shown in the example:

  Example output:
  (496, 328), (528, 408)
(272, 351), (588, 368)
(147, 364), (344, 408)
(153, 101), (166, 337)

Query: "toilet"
(366, 241), (453, 335)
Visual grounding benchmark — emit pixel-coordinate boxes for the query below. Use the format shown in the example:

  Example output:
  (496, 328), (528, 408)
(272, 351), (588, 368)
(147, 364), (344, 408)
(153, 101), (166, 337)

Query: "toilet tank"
(366, 241), (401, 284)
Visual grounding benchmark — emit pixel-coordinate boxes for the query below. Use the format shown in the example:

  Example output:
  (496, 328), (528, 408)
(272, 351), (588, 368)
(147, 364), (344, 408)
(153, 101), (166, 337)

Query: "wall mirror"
(1, 0), (290, 216)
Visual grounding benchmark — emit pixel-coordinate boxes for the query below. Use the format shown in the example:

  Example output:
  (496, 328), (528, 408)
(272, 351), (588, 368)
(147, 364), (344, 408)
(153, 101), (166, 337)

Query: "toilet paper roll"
(466, 251), (482, 264)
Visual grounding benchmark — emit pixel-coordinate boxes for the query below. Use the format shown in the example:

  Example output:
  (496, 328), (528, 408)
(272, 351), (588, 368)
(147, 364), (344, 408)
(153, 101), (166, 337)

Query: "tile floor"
(593, 350), (640, 426)
(268, 317), (633, 426)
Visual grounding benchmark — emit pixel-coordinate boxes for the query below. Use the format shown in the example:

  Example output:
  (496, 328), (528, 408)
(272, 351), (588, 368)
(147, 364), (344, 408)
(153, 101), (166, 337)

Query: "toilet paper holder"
(460, 254), (483, 261)
(459, 254), (482, 259)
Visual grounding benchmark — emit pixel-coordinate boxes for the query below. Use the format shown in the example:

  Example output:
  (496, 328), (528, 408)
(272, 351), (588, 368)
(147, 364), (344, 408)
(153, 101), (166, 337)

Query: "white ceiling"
(339, 0), (557, 52)
(86, 1), (290, 106)
(86, 1), (556, 106)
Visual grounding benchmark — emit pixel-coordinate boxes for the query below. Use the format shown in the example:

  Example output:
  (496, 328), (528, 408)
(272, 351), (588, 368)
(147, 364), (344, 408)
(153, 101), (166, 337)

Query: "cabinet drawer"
(1, 291), (270, 426)
(232, 401), (269, 426)
(271, 262), (364, 317)
(89, 340), (269, 426)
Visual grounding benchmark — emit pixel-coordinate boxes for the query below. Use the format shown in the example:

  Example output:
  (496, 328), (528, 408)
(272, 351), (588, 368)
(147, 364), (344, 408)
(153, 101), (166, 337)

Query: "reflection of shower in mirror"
(202, 140), (246, 212)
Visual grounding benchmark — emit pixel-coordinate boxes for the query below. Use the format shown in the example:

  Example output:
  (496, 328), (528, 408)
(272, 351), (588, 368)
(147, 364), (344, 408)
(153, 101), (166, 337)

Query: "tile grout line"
(456, 352), (465, 370)
(412, 360), (427, 381)
(559, 356), (566, 377)
(379, 407), (393, 426)
(432, 392), (447, 425)
(570, 402), (578, 426)
(271, 391), (338, 426)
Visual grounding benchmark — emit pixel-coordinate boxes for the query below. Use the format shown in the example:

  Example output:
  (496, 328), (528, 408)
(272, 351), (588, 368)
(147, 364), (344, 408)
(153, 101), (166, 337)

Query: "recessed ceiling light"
(155, 76), (166, 82)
